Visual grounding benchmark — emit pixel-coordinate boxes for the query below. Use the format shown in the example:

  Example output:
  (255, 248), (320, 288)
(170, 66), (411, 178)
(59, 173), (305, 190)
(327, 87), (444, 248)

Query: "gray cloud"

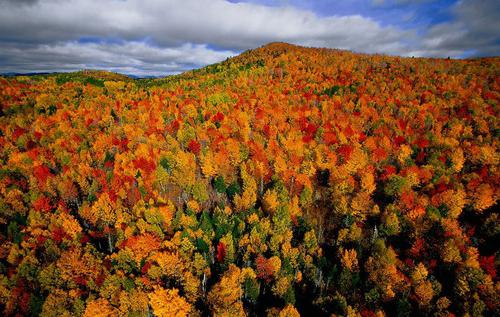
(406, 0), (500, 57)
(372, 0), (433, 7)
(0, 0), (497, 75)
(0, 0), (38, 5)
(0, 41), (236, 76)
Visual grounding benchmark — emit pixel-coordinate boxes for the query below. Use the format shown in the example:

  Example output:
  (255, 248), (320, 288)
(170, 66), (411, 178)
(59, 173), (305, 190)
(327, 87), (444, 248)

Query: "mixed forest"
(0, 42), (498, 316)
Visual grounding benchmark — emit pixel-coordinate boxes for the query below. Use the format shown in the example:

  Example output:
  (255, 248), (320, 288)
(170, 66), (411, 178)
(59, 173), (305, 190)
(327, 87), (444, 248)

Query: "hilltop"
(0, 43), (498, 316)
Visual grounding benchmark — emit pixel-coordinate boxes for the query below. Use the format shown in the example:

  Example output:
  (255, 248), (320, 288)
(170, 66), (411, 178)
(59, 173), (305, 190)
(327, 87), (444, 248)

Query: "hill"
(0, 43), (498, 316)
(1, 69), (133, 85)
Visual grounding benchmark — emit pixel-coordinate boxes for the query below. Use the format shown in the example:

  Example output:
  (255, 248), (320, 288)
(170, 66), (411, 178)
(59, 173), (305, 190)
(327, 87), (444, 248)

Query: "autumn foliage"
(0, 43), (498, 316)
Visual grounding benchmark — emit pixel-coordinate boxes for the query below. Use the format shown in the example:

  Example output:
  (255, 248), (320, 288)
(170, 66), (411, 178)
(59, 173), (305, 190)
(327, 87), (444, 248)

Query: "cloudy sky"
(0, 0), (498, 76)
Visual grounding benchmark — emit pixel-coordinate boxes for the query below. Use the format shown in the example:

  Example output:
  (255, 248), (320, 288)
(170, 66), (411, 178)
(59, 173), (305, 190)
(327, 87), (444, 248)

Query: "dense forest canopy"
(0, 43), (498, 316)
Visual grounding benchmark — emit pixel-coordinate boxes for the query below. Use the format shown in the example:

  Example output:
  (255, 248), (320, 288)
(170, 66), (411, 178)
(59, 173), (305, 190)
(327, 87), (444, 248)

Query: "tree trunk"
(108, 232), (113, 253)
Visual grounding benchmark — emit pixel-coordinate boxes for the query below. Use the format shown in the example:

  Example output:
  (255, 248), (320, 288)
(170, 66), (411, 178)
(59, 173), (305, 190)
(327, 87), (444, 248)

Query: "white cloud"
(0, 0), (408, 52)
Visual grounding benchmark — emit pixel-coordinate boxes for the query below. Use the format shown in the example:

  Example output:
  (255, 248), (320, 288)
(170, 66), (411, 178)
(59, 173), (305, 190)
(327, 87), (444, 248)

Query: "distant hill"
(1, 69), (134, 86)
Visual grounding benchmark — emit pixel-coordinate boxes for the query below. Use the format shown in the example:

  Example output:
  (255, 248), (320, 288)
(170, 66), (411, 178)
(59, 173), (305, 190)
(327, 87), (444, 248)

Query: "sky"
(0, 0), (498, 76)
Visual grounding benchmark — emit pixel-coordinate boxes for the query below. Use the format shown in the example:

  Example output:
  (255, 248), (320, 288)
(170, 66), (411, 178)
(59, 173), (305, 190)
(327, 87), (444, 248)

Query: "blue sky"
(230, 0), (457, 27)
(0, 0), (498, 76)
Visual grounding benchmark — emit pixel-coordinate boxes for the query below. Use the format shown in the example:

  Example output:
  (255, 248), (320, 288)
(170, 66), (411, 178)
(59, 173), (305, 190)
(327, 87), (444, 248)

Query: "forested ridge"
(0, 42), (498, 316)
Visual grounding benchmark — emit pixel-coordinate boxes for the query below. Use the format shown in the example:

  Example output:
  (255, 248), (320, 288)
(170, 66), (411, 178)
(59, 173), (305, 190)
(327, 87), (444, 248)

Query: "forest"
(0, 42), (498, 316)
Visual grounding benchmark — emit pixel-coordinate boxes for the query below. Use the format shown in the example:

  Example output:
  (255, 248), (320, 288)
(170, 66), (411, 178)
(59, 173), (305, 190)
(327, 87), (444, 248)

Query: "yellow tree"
(148, 287), (191, 317)
(207, 264), (246, 316)
(234, 164), (257, 211)
(83, 298), (118, 317)
(262, 189), (279, 214)
(279, 304), (300, 317)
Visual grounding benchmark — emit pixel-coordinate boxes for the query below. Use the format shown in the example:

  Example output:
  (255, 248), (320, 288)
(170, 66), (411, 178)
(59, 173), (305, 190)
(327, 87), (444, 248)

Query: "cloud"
(0, 0), (38, 5)
(0, 0), (497, 75)
(373, 0), (434, 6)
(0, 41), (236, 76)
(407, 0), (500, 57)
(0, 0), (408, 52)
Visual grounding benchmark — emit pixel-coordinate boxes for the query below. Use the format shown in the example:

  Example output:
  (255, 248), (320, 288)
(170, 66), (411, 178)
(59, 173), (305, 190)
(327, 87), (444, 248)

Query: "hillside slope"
(0, 43), (498, 316)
